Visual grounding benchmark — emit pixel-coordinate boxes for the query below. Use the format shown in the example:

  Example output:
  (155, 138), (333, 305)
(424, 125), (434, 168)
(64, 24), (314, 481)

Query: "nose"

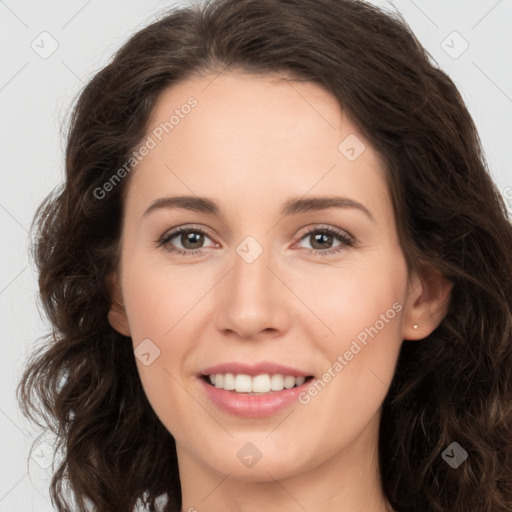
(214, 242), (291, 341)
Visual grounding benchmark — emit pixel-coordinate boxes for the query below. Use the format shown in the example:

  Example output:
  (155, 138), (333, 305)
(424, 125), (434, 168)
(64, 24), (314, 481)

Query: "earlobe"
(106, 272), (131, 337)
(402, 266), (453, 341)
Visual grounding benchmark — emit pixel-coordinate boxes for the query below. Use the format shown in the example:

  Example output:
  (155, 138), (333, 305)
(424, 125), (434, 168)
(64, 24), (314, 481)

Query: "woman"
(18, 0), (512, 511)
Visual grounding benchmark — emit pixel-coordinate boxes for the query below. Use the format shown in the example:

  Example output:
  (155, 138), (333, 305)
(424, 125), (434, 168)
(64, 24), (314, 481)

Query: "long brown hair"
(18, 0), (512, 511)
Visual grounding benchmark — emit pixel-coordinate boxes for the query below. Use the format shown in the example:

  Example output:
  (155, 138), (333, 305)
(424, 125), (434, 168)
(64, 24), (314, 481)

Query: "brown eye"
(309, 231), (335, 250)
(297, 227), (354, 256)
(158, 226), (217, 255)
(177, 230), (205, 250)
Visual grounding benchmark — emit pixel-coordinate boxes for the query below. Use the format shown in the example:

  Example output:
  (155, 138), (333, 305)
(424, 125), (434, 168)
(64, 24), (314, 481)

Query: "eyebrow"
(142, 195), (374, 222)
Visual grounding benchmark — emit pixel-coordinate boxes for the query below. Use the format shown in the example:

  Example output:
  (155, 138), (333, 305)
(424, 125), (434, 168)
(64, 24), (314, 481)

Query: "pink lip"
(198, 376), (313, 418)
(198, 362), (314, 418)
(199, 361), (311, 378)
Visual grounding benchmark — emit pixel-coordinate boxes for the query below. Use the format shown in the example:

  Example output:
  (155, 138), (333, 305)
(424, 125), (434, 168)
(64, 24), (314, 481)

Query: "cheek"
(121, 253), (210, 343)
(290, 253), (406, 418)
(288, 256), (406, 349)
(121, 261), (204, 433)
(291, 276), (404, 454)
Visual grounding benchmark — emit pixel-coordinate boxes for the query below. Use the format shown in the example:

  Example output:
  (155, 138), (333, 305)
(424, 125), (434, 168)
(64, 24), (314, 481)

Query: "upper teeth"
(208, 373), (306, 393)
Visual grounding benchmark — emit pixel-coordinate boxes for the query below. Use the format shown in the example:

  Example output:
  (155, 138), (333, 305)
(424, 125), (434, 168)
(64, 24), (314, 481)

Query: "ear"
(106, 271), (131, 337)
(402, 265), (453, 340)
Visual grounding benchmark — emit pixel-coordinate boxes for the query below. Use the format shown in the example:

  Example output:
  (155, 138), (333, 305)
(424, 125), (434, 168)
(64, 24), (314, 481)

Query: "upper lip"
(199, 361), (312, 378)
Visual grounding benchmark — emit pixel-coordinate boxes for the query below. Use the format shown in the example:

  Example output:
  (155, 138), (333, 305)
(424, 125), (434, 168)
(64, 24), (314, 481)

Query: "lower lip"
(199, 377), (312, 418)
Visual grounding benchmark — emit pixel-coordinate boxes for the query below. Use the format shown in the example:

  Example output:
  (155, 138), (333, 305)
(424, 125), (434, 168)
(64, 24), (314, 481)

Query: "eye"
(156, 224), (355, 257)
(156, 226), (217, 256)
(295, 226), (354, 256)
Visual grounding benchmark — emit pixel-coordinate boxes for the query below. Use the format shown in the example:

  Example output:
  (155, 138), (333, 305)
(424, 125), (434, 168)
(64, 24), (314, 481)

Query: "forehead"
(146, 71), (348, 159)
(124, 70), (390, 222)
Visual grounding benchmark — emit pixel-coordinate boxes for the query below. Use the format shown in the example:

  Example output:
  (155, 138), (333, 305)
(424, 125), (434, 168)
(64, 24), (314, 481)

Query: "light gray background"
(1, 0), (511, 510)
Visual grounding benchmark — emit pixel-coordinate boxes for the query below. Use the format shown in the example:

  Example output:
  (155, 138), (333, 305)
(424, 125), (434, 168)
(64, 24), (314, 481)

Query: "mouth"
(200, 373), (315, 395)
(197, 362), (316, 417)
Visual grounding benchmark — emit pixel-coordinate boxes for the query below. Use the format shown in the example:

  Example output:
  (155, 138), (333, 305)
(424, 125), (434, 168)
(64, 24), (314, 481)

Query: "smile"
(204, 373), (309, 394)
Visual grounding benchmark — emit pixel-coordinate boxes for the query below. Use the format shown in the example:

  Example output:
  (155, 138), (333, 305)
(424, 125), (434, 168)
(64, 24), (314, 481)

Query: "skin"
(108, 70), (452, 512)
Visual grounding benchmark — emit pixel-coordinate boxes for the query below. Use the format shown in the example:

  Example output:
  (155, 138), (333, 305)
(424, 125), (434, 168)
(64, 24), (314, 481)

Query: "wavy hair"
(17, 0), (512, 511)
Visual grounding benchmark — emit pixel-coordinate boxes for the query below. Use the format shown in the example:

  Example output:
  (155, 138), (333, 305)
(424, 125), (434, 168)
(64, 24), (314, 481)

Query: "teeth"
(253, 374), (271, 393)
(214, 374), (223, 388)
(223, 373), (236, 390)
(284, 375), (296, 389)
(235, 374), (253, 392)
(206, 373), (307, 393)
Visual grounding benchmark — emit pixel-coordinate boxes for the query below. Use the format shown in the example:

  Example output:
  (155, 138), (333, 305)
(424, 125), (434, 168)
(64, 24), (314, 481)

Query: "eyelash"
(156, 224), (355, 257)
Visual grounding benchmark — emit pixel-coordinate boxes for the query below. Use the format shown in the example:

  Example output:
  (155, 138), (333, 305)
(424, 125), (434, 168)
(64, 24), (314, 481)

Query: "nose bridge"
(231, 234), (276, 307)
(233, 237), (270, 293)
(215, 234), (289, 338)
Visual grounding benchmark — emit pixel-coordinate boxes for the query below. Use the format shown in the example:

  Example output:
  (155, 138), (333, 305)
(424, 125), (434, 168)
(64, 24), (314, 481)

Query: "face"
(108, 70), (446, 490)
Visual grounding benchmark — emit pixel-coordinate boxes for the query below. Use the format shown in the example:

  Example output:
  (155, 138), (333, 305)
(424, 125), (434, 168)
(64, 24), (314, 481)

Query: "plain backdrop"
(1, 0), (511, 510)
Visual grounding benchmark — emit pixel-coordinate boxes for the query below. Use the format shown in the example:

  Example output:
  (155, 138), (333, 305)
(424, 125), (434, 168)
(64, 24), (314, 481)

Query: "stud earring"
(413, 324), (419, 330)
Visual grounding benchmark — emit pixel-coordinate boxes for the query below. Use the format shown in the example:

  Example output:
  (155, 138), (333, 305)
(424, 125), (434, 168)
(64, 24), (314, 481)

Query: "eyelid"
(170, 224), (215, 237)
(295, 223), (353, 241)
(157, 223), (355, 256)
(160, 223), (216, 241)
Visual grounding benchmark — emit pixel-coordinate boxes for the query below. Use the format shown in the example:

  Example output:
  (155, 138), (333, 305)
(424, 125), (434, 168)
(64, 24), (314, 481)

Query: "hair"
(17, 0), (512, 511)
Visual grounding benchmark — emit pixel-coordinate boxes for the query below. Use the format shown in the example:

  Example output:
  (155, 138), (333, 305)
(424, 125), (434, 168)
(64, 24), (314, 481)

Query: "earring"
(413, 324), (419, 330)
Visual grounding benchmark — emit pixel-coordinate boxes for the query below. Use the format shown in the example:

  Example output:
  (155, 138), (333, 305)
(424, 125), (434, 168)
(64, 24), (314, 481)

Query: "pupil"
(312, 232), (332, 249)
(183, 231), (203, 249)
